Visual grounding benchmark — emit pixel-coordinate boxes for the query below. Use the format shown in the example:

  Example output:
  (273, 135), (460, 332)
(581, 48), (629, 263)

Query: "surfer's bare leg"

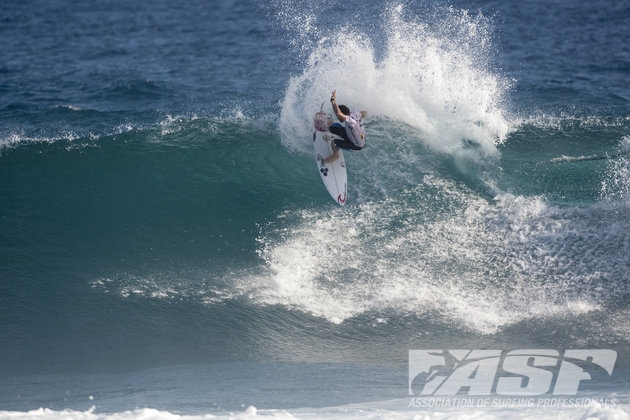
(325, 142), (340, 164)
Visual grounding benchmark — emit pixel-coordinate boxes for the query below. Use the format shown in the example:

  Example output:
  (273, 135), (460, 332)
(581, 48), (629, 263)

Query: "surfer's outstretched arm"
(330, 90), (346, 122)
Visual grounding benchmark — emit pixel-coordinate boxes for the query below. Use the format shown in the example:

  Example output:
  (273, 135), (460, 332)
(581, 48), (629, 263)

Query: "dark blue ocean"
(1, 0), (630, 418)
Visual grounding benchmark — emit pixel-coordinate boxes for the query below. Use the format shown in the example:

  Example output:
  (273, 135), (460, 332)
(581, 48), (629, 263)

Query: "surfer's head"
(338, 105), (350, 116)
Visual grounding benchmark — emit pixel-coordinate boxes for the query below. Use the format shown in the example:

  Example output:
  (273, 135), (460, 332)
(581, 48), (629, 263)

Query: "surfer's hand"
(330, 90), (336, 102)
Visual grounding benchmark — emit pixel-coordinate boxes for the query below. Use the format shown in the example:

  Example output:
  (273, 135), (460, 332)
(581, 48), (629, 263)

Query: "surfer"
(326, 90), (366, 163)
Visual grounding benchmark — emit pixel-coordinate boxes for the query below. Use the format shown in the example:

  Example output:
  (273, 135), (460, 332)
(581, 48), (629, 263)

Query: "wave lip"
(280, 3), (511, 158)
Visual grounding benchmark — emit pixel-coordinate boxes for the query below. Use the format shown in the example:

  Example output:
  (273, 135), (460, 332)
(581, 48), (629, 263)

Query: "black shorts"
(330, 124), (363, 150)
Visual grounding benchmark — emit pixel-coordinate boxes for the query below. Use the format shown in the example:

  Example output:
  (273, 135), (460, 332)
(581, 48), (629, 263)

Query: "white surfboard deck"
(313, 110), (347, 206)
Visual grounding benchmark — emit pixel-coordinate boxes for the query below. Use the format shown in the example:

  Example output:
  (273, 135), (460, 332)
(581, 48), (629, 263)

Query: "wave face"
(1, 0), (630, 416)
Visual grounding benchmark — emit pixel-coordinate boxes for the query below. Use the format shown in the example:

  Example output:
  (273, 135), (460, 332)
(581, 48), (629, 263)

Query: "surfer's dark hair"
(339, 105), (350, 116)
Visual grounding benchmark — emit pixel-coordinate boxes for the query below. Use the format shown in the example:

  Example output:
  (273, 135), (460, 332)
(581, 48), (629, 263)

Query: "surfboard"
(313, 108), (347, 206)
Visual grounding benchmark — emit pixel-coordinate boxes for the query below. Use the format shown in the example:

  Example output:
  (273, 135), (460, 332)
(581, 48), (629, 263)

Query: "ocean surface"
(1, 0), (630, 418)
